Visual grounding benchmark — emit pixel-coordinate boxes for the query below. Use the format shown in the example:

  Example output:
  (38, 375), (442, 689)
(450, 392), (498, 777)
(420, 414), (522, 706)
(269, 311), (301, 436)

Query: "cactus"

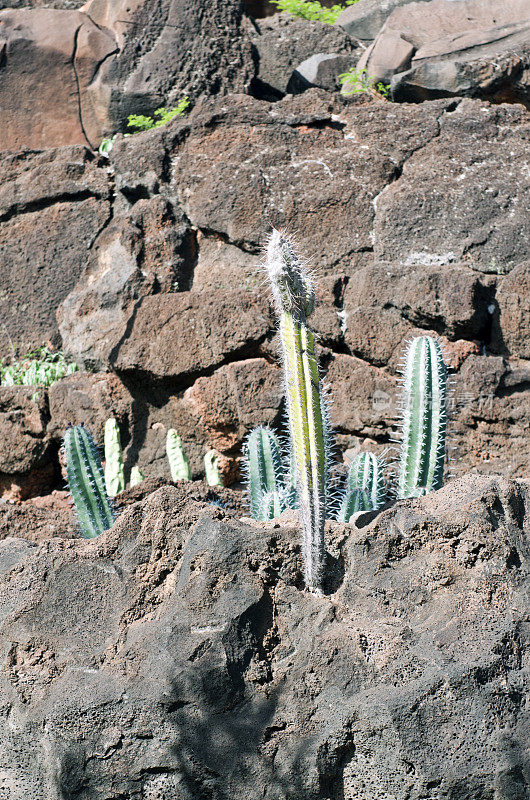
(204, 450), (223, 486)
(397, 335), (448, 499)
(104, 418), (125, 497)
(340, 452), (386, 516)
(63, 424), (115, 539)
(265, 230), (331, 593)
(243, 426), (285, 519)
(258, 489), (283, 521)
(166, 429), (191, 481)
(129, 465), (145, 487)
(337, 488), (372, 522)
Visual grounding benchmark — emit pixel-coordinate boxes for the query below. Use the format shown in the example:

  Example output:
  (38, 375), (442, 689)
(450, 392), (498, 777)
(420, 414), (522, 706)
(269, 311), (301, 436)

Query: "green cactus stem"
(129, 465), (145, 487)
(63, 424), (115, 539)
(166, 429), (191, 481)
(337, 488), (372, 522)
(397, 335), (448, 499)
(243, 426), (285, 519)
(266, 229), (330, 593)
(104, 417), (125, 497)
(204, 450), (223, 486)
(345, 452), (386, 511)
(258, 489), (283, 521)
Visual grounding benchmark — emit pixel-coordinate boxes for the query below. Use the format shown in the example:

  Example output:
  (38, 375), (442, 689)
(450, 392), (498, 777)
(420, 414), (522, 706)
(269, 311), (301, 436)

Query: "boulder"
(335, 0), (416, 42)
(0, 8), (117, 150)
(82, 0), (256, 127)
(286, 53), (355, 95)
(0, 147), (111, 359)
(0, 475), (528, 796)
(57, 198), (194, 368)
(357, 0), (530, 105)
(111, 291), (272, 380)
(249, 13), (358, 98)
(491, 263), (530, 359)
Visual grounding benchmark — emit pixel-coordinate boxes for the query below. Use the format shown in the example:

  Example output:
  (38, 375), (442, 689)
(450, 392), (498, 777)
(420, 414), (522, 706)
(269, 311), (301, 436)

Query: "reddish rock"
(0, 9), (117, 150)
(112, 291), (272, 380)
(184, 358), (283, 451)
(0, 387), (51, 474)
(492, 262), (530, 359)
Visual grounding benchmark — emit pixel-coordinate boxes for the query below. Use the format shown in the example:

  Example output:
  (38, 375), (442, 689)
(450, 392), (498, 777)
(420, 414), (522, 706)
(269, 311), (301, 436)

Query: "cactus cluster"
(243, 230), (449, 593)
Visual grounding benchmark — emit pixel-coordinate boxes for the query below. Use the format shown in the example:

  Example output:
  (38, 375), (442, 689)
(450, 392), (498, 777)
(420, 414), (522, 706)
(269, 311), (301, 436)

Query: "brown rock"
(48, 372), (133, 445)
(58, 197), (194, 367)
(0, 387), (50, 474)
(492, 262), (530, 359)
(0, 147), (110, 359)
(112, 291), (272, 380)
(0, 9), (117, 150)
(184, 358), (283, 451)
(341, 262), (494, 366)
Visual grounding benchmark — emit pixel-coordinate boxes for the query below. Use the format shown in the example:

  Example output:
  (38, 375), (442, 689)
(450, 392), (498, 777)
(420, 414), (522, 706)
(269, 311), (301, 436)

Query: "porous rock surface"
(0, 473), (528, 797)
(0, 90), (529, 490)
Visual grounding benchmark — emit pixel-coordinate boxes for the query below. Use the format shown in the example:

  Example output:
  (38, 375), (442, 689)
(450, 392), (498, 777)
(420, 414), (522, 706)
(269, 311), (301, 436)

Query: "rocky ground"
(0, 0), (529, 795)
(0, 474), (529, 798)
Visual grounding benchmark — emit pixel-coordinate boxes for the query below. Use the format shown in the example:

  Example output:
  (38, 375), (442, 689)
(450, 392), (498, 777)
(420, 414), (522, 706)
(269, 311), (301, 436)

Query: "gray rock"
(358, 0), (530, 105)
(249, 13), (358, 97)
(335, 0), (417, 41)
(286, 53), (355, 95)
(0, 474), (528, 796)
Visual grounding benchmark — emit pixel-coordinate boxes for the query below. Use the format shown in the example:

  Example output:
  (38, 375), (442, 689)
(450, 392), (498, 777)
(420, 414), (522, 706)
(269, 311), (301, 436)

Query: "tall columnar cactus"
(265, 230), (330, 593)
(204, 450), (223, 487)
(166, 429), (191, 481)
(340, 451), (386, 517)
(397, 335), (448, 499)
(104, 417), (125, 497)
(243, 426), (285, 519)
(63, 424), (115, 539)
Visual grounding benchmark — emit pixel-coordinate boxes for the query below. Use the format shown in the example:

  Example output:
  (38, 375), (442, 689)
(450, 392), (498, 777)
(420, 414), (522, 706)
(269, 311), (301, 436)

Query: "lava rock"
(286, 53), (354, 95)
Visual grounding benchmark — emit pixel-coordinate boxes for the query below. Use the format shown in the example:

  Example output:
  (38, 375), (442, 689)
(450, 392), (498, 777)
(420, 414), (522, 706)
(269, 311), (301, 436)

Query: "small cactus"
(243, 426), (285, 519)
(204, 450), (223, 487)
(166, 429), (191, 481)
(104, 418), (125, 497)
(129, 465), (145, 487)
(338, 452), (386, 519)
(63, 424), (115, 539)
(397, 335), (448, 499)
(337, 488), (372, 522)
(265, 230), (332, 593)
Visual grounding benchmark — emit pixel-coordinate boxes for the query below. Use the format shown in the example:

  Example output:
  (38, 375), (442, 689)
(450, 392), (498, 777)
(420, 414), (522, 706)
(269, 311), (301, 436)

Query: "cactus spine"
(265, 230), (329, 593)
(104, 417), (125, 497)
(166, 429), (191, 481)
(204, 450), (223, 486)
(129, 465), (145, 487)
(63, 424), (115, 538)
(397, 335), (448, 499)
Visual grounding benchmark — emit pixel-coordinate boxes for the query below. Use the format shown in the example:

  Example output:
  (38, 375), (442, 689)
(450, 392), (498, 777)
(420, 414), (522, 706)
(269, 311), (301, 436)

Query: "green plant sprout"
(104, 418), (126, 498)
(271, 0), (358, 23)
(0, 346), (77, 388)
(338, 67), (390, 98)
(126, 99), (190, 133)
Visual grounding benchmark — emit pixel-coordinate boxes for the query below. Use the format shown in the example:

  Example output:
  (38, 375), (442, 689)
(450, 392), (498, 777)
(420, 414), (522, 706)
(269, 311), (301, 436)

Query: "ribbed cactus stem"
(266, 230), (328, 593)
(337, 488), (371, 522)
(64, 424), (115, 539)
(129, 465), (145, 487)
(347, 452), (386, 510)
(244, 427), (284, 519)
(166, 429), (191, 481)
(204, 450), (223, 487)
(398, 335), (448, 499)
(258, 490), (283, 521)
(104, 418), (125, 497)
